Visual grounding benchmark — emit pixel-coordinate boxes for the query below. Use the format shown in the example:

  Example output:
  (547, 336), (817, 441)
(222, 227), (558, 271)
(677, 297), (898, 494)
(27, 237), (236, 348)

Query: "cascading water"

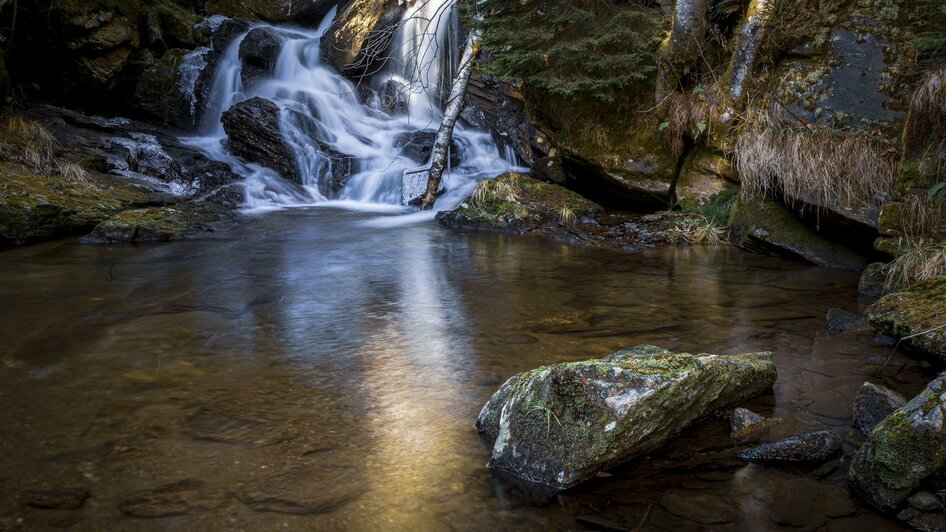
(184, 2), (517, 218)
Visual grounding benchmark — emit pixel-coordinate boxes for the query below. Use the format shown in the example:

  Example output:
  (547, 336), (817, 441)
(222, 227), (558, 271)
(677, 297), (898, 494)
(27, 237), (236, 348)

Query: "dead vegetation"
(903, 65), (946, 182)
(658, 90), (718, 157)
(884, 239), (946, 290)
(734, 110), (897, 208)
(663, 213), (726, 245)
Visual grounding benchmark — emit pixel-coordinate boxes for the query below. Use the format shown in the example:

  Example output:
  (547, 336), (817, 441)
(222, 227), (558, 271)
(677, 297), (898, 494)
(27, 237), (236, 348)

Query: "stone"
(320, 0), (405, 79)
(859, 263), (889, 300)
(119, 479), (215, 518)
(675, 149), (737, 208)
(462, 71), (538, 166)
(849, 373), (946, 512)
(661, 490), (741, 525)
(868, 277), (946, 362)
(739, 431), (843, 465)
(210, 0), (337, 24)
(221, 97), (300, 183)
(392, 130), (460, 166)
(908, 491), (942, 512)
(237, 463), (364, 514)
(476, 344), (776, 489)
(852, 382), (906, 436)
(81, 205), (235, 244)
(729, 407), (782, 440)
(24, 488), (89, 510)
(825, 308), (869, 335)
(730, 197), (869, 270)
(239, 27), (289, 88)
(133, 48), (190, 127)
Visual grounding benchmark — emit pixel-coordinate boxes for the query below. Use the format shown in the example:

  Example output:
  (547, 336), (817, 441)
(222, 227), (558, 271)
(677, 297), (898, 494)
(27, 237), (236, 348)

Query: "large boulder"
(475, 345), (776, 489)
(392, 130), (460, 166)
(320, 0), (405, 79)
(868, 277), (946, 362)
(82, 204), (236, 244)
(209, 0), (338, 24)
(739, 431), (843, 465)
(221, 97), (301, 183)
(849, 373), (946, 512)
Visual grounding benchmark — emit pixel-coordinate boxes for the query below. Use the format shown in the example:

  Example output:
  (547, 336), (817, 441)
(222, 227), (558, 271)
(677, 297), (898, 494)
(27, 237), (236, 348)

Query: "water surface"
(0, 209), (927, 530)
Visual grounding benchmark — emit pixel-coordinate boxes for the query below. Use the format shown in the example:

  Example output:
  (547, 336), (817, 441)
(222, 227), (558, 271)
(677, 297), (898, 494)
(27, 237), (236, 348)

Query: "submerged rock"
(24, 488), (89, 510)
(221, 97), (300, 183)
(826, 308), (869, 335)
(859, 262), (890, 300)
(849, 373), (946, 512)
(739, 431), (843, 465)
(729, 407), (782, 440)
(868, 277), (946, 361)
(853, 382), (906, 436)
(476, 345), (776, 489)
(119, 479), (217, 518)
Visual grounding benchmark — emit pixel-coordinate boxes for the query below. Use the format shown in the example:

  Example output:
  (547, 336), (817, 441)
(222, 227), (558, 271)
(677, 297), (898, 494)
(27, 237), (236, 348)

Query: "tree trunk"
(656, 0), (710, 103)
(419, 32), (478, 210)
(727, 0), (773, 105)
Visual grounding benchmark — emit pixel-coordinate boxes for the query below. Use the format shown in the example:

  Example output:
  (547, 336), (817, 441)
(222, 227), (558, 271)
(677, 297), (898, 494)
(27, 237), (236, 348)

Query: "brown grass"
(658, 90), (718, 157)
(884, 239), (946, 289)
(896, 195), (946, 240)
(734, 111), (896, 207)
(2, 114), (59, 171)
(903, 64), (946, 178)
(664, 214), (726, 246)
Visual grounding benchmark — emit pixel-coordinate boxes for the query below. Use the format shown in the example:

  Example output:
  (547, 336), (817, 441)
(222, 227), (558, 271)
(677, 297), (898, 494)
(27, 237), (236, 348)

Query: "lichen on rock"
(475, 344), (776, 489)
(868, 276), (946, 361)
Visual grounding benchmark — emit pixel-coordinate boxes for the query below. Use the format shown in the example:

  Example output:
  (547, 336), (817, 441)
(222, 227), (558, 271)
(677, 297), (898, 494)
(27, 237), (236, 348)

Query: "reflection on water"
(0, 209), (926, 530)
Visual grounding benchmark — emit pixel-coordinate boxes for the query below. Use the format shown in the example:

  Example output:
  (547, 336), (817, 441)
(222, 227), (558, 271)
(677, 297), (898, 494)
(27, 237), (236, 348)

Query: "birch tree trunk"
(419, 31), (478, 210)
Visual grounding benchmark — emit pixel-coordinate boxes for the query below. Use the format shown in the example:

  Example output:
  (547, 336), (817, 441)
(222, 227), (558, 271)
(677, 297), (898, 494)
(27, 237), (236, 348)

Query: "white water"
(183, 2), (517, 220)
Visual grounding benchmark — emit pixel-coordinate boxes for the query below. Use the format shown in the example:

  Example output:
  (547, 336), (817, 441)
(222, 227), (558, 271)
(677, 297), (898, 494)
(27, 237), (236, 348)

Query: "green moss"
(868, 276), (946, 359)
(86, 204), (232, 243)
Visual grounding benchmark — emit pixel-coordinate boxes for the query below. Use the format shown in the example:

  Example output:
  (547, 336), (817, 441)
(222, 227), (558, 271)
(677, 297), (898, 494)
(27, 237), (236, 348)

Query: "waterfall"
(183, 2), (516, 215)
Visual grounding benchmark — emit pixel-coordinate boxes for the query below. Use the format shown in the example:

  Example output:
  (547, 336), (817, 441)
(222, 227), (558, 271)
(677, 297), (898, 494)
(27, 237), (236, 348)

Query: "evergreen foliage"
(913, 1), (946, 59)
(468, 0), (666, 102)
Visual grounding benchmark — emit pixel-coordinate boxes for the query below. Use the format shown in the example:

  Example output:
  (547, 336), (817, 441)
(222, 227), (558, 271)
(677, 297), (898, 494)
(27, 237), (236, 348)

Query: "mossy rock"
(0, 162), (148, 246)
(868, 276), (946, 361)
(729, 196), (868, 270)
(849, 373), (946, 512)
(476, 345), (776, 489)
(436, 172), (602, 233)
(83, 204), (235, 243)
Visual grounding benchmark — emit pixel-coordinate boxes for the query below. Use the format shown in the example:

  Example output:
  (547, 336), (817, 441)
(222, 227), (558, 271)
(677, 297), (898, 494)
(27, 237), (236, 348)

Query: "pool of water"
(0, 208), (930, 530)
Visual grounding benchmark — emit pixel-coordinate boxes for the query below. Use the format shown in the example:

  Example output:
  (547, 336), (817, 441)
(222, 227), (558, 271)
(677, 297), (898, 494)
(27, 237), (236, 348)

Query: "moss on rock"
(0, 162), (148, 246)
(83, 203), (235, 243)
(868, 276), (946, 360)
(476, 344), (776, 489)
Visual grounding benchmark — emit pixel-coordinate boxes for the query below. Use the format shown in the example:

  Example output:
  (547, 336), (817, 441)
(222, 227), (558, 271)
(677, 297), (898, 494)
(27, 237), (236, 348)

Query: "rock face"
(476, 345), (776, 489)
(221, 97), (300, 183)
(210, 0), (338, 24)
(392, 130), (460, 166)
(320, 0), (404, 79)
(461, 71), (538, 166)
(850, 373), (946, 512)
(739, 431), (843, 465)
(868, 277), (946, 361)
(853, 382), (907, 436)
(730, 197), (869, 270)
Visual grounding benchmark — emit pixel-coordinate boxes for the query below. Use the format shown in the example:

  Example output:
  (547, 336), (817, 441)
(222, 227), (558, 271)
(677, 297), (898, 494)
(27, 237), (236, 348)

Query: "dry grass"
(2, 114), (59, 171)
(471, 176), (521, 207)
(557, 204), (576, 225)
(884, 239), (946, 289)
(56, 161), (90, 184)
(658, 90), (718, 157)
(664, 214), (726, 245)
(896, 195), (946, 239)
(904, 65), (946, 166)
(734, 111), (896, 207)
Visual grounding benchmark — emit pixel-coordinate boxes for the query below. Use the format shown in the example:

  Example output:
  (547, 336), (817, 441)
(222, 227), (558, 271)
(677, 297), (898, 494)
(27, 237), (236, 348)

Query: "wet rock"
(853, 381), (906, 436)
(237, 463), (363, 514)
(561, 150), (678, 211)
(730, 197), (868, 270)
(476, 344), (776, 488)
(868, 277), (946, 362)
(24, 488), (89, 510)
(119, 479), (213, 518)
(320, 0), (405, 79)
(239, 27), (292, 88)
(739, 431), (843, 465)
(462, 71), (538, 166)
(660, 490), (741, 525)
(574, 514), (629, 531)
(769, 478), (856, 528)
(849, 373), (946, 512)
(133, 48), (191, 128)
(183, 404), (295, 446)
(675, 149), (737, 208)
(859, 262), (889, 300)
(81, 204), (236, 244)
(826, 308), (869, 335)
(897, 507), (946, 530)
(221, 97), (301, 184)
(729, 407), (782, 440)
(909, 491), (942, 512)
(193, 18), (252, 122)
(392, 130), (460, 166)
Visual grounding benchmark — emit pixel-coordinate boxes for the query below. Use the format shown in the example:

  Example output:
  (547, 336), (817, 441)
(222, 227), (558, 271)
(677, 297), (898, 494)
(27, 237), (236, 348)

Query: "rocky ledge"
(476, 345), (776, 489)
(437, 172), (730, 252)
(868, 276), (946, 361)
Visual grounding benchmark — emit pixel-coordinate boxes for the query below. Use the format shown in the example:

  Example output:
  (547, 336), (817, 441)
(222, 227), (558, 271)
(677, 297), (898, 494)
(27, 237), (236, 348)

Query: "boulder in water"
(868, 277), (946, 362)
(739, 431), (843, 465)
(826, 308), (869, 335)
(853, 381), (906, 436)
(476, 344), (776, 488)
(221, 97), (301, 184)
(729, 407), (782, 440)
(320, 0), (405, 79)
(239, 27), (288, 88)
(393, 130), (461, 166)
(849, 373), (946, 512)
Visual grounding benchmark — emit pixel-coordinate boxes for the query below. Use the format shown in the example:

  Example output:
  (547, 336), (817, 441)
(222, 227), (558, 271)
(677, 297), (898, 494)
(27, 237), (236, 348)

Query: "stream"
(0, 207), (931, 530)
